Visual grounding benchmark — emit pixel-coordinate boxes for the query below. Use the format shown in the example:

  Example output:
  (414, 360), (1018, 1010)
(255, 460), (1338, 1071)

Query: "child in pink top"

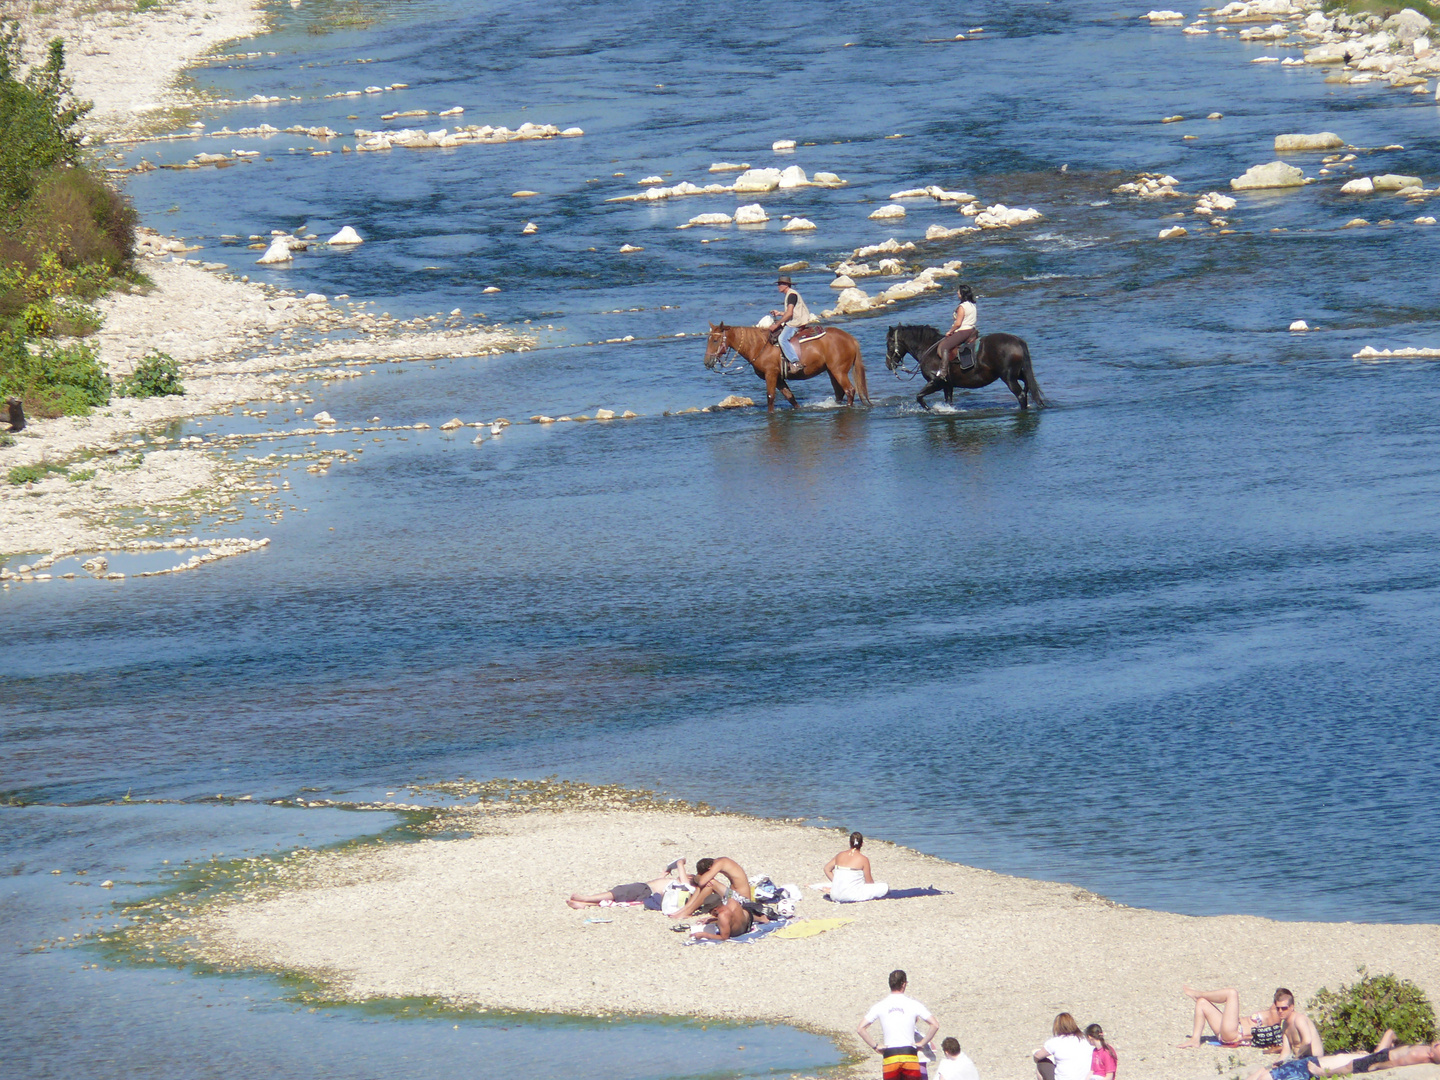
(1086, 1024), (1117, 1080)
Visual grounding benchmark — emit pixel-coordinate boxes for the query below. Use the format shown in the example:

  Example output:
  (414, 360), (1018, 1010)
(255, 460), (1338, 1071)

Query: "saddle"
(766, 324), (827, 346)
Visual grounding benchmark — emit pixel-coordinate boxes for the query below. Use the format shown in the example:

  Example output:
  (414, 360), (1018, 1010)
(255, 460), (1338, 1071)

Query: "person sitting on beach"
(668, 855), (751, 921)
(857, 969), (941, 1080)
(937, 1036), (980, 1080)
(823, 832), (890, 903)
(567, 857), (694, 909)
(1085, 1024), (1116, 1080)
(1244, 1030), (1440, 1080)
(1276, 988), (1324, 1061)
(1177, 985), (1285, 1052)
(1032, 1013), (1093, 1080)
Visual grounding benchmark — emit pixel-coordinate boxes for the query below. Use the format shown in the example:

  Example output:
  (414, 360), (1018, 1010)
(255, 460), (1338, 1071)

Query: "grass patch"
(66, 466), (93, 482)
(7, 459), (64, 483)
(1323, 0), (1440, 22)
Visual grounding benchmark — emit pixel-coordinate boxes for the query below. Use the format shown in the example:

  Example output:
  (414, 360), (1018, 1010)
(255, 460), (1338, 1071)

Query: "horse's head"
(885, 325), (905, 371)
(702, 322), (731, 370)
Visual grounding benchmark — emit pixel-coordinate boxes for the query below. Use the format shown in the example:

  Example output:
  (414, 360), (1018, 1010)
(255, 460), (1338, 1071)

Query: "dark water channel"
(4, 0), (1440, 1076)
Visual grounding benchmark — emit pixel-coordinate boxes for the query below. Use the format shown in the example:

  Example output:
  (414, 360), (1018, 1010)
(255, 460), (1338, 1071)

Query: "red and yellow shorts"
(881, 1047), (923, 1080)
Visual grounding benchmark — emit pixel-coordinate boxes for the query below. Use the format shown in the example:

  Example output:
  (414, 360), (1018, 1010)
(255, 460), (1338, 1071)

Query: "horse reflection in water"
(704, 323), (870, 410)
(885, 325), (1045, 411)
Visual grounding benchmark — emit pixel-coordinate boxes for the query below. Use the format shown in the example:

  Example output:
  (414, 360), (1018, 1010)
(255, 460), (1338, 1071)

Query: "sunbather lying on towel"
(567, 857), (694, 909)
(1245, 1031), (1440, 1080)
(687, 895), (771, 942)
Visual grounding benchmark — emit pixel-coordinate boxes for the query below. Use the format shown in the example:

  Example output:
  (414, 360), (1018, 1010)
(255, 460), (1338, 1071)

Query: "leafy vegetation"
(7, 459), (66, 484)
(1310, 969), (1437, 1052)
(0, 20), (138, 418)
(1322, 0), (1440, 21)
(118, 349), (183, 398)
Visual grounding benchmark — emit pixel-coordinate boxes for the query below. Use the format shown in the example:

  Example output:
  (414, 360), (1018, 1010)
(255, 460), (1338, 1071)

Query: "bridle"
(706, 325), (742, 371)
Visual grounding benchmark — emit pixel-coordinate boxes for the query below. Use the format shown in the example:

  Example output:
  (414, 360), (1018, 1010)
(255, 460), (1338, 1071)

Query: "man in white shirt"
(938, 1036), (980, 1080)
(858, 969), (941, 1080)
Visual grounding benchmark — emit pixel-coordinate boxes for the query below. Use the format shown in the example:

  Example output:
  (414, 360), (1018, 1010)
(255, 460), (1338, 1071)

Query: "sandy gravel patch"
(170, 802), (1440, 1080)
(1, 0), (266, 138)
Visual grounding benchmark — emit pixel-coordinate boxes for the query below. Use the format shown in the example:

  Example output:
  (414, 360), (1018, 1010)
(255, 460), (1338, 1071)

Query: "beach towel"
(824, 886), (950, 903)
(774, 918), (852, 939)
(680, 918), (791, 945)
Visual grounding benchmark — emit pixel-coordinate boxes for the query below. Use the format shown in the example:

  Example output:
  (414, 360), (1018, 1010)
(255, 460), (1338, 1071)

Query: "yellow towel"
(774, 918), (853, 939)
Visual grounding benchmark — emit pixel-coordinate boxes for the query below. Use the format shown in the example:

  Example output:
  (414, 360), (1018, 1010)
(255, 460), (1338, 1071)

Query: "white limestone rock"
(619, 243), (644, 252)
(313, 411), (336, 424)
(830, 275), (855, 289)
(256, 237), (293, 264)
(1158, 225), (1188, 238)
(521, 221), (538, 234)
(1372, 173), (1423, 190)
(812, 172), (845, 187)
(679, 212), (734, 228)
(708, 161), (750, 172)
(975, 204), (1043, 228)
(1274, 132), (1344, 151)
(778, 165), (809, 188)
(925, 223), (973, 240)
(868, 204), (906, 220)
(1230, 161), (1306, 190)
(772, 139), (796, 151)
(1384, 9), (1432, 46)
(734, 203), (769, 224)
(832, 287), (873, 314)
(713, 395), (755, 409)
(782, 217), (816, 231)
(1145, 10), (1185, 21)
(440, 417), (463, 430)
(327, 226), (363, 245)
(1341, 176), (1375, 194)
(561, 127), (584, 137)
(639, 175), (664, 185)
(733, 168), (783, 192)
(1289, 320), (1309, 331)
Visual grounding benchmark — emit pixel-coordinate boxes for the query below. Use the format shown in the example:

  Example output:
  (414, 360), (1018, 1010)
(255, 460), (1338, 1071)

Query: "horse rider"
(935, 284), (979, 372)
(769, 275), (817, 379)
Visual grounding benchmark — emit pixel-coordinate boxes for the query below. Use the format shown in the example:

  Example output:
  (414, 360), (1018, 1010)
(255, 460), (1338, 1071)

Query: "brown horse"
(703, 323), (870, 409)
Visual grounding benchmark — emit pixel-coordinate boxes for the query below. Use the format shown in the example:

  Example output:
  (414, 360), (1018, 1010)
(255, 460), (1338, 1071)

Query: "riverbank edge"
(121, 781), (1440, 1080)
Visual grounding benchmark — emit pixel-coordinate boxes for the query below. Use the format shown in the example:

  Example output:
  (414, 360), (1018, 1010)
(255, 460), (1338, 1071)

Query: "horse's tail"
(1019, 339), (1045, 408)
(852, 344), (871, 405)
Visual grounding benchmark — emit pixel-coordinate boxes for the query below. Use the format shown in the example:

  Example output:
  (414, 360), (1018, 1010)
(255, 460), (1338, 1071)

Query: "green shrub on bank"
(0, 21), (89, 224)
(118, 349), (183, 398)
(1309, 969), (1437, 1052)
(7, 460), (66, 484)
(1322, 0), (1440, 22)
(0, 331), (110, 417)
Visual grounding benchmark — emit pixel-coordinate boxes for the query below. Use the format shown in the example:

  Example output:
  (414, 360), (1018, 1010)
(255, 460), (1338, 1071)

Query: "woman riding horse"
(885, 323), (1045, 410)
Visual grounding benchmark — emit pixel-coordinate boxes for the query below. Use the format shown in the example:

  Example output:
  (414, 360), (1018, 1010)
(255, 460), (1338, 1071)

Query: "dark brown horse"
(885, 324), (1045, 410)
(703, 323), (870, 409)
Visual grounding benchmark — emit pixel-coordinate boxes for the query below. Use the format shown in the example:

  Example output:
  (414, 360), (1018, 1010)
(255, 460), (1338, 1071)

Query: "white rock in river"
(732, 168), (782, 193)
(561, 128), (584, 137)
(832, 287), (873, 314)
(1289, 320), (1309, 331)
(812, 172), (845, 187)
(830, 275), (855, 288)
(777, 165), (809, 188)
(327, 226), (363, 245)
(440, 417), (463, 430)
(313, 411), (336, 424)
(619, 243), (644, 252)
(781, 217), (816, 232)
(1144, 10), (1184, 21)
(1158, 225), (1188, 239)
(869, 204), (906, 219)
(734, 203), (769, 224)
(681, 212), (733, 228)
(772, 139), (796, 151)
(1372, 173), (1423, 190)
(1274, 132), (1343, 152)
(256, 237), (293, 263)
(1230, 161), (1306, 190)
(1341, 176), (1375, 194)
(521, 221), (538, 234)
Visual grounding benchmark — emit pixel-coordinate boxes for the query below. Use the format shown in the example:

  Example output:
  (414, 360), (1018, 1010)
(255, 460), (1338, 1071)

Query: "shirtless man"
(1245, 1030), (1440, 1080)
(1276, 988), (1325, 1060)
(668, 856), (751, 921)
(688, 894), (767, 942)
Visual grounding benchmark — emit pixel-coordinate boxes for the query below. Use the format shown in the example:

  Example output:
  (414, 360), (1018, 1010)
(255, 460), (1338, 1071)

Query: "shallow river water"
(4, 0), (1440, 1076)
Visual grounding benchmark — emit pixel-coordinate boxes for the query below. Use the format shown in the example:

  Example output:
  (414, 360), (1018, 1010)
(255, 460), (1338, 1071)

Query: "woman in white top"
(1033, 1013), (1093, 1080)
(823, 831), (889, 902)
(936, 284), (980, 371)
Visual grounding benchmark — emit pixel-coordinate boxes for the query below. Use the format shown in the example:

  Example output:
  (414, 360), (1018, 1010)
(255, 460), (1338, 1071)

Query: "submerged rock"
(1230, 161), (1306, 190)
(1274, 132), (1344, 151)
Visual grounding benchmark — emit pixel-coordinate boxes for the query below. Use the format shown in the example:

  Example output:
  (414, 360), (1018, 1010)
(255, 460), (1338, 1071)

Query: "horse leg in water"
(828, 368), (846, 404)
(916, 376), (947, 410)
(1002, 368), (1029, 410)
(779, 378), (799, 408)
(764, 370), (778, 410)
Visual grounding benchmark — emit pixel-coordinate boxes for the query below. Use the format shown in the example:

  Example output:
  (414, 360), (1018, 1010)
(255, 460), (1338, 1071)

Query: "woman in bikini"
(1178, 986), (1285, 1052)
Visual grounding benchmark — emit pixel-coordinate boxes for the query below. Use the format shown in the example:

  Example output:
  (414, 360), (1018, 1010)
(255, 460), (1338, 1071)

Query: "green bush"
(0, 333), (111, 417)
(118, 349), (183, 398)
(1310, 969), (1437, 1052)
(7, 460), (65, 484)
(0, 21), (90, 226)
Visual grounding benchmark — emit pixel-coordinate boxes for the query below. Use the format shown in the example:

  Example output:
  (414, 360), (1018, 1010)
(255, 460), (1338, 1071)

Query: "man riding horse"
(769, 276), (818, 380)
